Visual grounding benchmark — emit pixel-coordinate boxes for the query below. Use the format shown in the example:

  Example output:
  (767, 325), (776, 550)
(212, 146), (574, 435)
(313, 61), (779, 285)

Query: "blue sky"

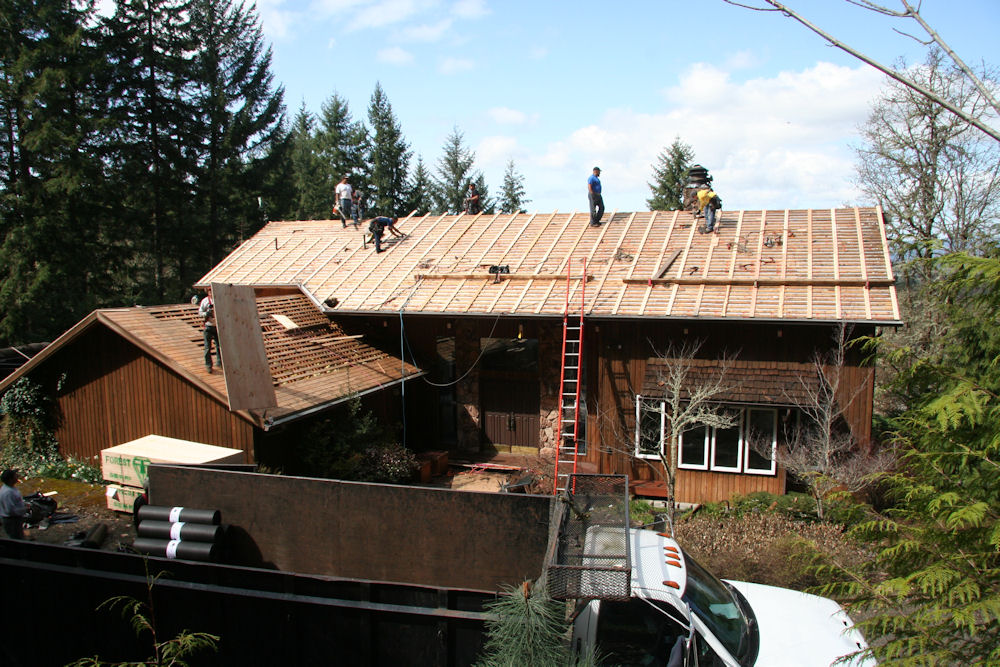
(251, 0), (1000, 213)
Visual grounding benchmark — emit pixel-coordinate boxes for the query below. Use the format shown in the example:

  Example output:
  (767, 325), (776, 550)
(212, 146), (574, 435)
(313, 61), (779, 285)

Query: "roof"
(197, 208), (900, 324)
(0, 293), (421, 428)
(643, 357), (821, 406)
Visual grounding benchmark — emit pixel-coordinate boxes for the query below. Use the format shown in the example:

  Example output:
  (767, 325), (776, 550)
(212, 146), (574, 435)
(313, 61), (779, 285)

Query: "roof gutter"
(257, 371), (426, 431)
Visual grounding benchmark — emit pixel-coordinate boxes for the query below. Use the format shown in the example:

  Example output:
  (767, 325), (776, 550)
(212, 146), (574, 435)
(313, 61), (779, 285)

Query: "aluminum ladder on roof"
(554, 259), (586, 495)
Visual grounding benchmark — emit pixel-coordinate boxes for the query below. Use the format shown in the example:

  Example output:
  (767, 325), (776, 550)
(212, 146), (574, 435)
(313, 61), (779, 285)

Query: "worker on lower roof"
(199, 287), (222, 373)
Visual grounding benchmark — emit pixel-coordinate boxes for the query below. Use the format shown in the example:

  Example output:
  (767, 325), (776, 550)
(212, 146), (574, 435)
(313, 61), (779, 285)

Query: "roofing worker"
(464, 183), (481, 215)
(696, 184), (722, 233)
(199, 287), (222, 373)
(0, 469), (28, 539)
(367, 216), (397, 253)
(587, 166), (604, 227)
(335, 175), (355, 228)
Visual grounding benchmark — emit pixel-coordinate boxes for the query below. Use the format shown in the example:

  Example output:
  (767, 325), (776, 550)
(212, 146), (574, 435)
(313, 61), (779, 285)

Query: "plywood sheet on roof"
(197, 208), (900, 324)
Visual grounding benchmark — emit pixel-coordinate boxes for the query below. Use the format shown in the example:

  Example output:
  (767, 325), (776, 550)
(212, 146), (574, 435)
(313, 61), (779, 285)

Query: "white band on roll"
(170, 522), (184, 540)
(169, 507), (183, 523)
(166, 539), (180, 559)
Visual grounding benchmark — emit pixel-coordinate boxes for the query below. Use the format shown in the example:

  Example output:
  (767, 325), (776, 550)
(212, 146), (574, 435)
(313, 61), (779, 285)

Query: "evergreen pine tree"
(103, 0), (200, 301)
(498, 159), (530, 214)
(287, 104), (328, 220)
(432, 127), (480, 214)
(646, 137), (695, 211)
(0, 0), (119, 343)
(188, 0), (286, 271)
(316, 93), (368, 214)
(405, 156), (435, 215)
(366, 82), (411, 217)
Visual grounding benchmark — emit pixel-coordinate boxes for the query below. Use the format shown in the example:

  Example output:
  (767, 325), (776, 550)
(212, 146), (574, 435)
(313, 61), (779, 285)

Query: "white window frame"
(634, 395), (664, 460)
(678, 424), (710, 470)
(709, 411), (744, 474)
(743, 407), (778, 475)
(672, 405), (778, 476)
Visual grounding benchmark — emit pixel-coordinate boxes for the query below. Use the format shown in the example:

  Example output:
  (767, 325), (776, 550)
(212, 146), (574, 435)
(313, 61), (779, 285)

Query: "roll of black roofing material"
(132, 537), (217, 562)
(137, 520), (223, 543)
(137, 505), (221, 525)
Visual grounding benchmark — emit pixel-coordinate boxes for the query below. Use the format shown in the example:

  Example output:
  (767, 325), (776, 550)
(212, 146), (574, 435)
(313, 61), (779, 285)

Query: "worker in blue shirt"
(588, 166), (604, 227)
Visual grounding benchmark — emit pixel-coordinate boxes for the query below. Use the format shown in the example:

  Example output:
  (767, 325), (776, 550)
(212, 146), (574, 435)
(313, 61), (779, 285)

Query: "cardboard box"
(106, 484), (144, 513)
(101, 434), (245, 488)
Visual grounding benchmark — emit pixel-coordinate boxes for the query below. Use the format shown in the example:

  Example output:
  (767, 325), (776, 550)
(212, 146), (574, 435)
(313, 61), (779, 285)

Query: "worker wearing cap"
(0, 469), (28, 539)
(587, 166), (604, 227)
(335, 175), (355, 228)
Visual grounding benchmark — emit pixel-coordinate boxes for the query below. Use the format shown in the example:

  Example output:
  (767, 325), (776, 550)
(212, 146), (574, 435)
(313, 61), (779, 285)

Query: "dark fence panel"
(149, 466), (554, 591)
(0, 541), (493, 667)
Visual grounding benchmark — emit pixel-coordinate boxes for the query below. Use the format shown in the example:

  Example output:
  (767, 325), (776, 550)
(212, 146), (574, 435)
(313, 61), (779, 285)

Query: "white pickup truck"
(571, 527), (874, 667)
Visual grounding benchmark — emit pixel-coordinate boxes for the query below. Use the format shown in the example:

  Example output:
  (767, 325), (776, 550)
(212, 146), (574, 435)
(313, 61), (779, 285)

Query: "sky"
(248, 0), (1000, 213)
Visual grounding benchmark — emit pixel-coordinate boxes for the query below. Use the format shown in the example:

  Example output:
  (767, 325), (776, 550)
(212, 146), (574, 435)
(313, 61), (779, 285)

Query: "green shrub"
(698, 491), (868, 527)
(629, 498), (657, 527)
(0, 377), (61, 476)
(357, 443), (417, 483)
(37, 456), (103, 484)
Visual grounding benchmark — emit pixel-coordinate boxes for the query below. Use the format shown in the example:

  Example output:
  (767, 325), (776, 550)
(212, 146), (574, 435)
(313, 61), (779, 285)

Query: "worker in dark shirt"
(368, 216), (397, 253)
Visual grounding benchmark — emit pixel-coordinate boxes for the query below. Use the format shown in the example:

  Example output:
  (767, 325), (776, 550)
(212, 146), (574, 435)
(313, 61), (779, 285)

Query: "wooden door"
(481, 378), (540, 448)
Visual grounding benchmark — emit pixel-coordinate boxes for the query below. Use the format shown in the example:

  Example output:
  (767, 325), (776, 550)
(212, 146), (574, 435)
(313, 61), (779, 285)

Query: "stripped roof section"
(198, 208), (900, 324)
(1, 294), (420, 427)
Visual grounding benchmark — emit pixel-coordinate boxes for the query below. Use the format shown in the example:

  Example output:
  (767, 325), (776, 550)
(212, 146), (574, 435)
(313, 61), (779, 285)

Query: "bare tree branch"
(723, 0), (1000, 142)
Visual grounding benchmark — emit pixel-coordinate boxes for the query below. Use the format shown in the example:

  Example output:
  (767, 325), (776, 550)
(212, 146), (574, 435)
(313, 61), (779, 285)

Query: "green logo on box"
(132, 456), (151, 482)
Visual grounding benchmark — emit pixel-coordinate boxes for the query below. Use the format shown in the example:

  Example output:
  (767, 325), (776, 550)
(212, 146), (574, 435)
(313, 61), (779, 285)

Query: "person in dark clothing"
(464, 184), (481, 214)
(199, 287), (222, 373)
(0, 469), (28, 539)
(368, 216), (397, 253)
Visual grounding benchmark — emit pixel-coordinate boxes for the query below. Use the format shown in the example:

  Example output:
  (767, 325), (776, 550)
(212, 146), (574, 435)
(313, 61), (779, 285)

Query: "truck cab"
(571, 528), (874, 666)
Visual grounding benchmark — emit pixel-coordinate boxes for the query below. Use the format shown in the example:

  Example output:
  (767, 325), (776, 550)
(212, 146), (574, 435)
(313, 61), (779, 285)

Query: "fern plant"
(808, 253), (1000, 666)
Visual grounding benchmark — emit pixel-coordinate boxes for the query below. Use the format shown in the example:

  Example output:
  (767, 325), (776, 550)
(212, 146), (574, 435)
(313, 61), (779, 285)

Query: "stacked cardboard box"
(101, 434), (244, 513)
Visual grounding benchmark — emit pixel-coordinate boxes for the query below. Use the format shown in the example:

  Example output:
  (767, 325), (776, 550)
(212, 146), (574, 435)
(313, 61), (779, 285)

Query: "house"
(0, 293), (421, 464)
(195, 207), (900, 503)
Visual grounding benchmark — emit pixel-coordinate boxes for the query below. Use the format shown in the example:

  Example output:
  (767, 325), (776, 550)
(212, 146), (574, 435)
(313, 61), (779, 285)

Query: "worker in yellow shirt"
(696, 185), (722, 233)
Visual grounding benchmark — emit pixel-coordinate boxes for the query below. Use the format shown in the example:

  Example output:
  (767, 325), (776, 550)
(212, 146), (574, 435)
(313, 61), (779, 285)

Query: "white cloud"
(377, 46), (414, 64)
(348, 0), (436, 31)
(400, 19), (453, 42)
(440, 57), (474, 74)
(516, 61), (886, 211)
(477, 136), (524, 167)
(529, 46), (548, 60)
(487, 107), (538, 125)
(452, 0), (489, 18)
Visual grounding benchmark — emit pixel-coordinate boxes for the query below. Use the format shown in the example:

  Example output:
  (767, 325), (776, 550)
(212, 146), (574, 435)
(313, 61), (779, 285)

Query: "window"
(635, 397), (663, 459)
(634, 399), (778, 475)
(744, 408), (777, 475)
(680, 424), (709, 470)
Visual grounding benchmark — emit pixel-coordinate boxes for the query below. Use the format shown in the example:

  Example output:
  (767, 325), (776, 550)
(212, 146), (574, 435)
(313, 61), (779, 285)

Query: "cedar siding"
(35, 326), (254, 462)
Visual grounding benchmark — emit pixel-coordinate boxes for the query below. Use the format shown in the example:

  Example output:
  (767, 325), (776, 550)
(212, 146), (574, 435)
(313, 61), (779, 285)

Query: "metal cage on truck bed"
(546, 474), (631, 601)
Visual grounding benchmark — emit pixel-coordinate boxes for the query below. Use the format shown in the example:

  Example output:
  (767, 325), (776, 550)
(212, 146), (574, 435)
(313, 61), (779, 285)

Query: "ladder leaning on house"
(554, 259), (586, 495)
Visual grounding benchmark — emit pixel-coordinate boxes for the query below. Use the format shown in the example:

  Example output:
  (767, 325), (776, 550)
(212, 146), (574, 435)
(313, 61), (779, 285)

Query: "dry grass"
(674, 511), (871, 591)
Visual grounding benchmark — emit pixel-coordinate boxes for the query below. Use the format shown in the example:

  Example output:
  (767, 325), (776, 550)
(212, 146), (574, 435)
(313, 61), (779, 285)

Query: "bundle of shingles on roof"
(133, 505), (224, 562)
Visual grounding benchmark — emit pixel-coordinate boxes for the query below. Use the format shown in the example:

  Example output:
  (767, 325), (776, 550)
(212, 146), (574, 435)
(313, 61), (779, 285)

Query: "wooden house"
(0, 293), (421, 464)
(195, 207), (900, 503)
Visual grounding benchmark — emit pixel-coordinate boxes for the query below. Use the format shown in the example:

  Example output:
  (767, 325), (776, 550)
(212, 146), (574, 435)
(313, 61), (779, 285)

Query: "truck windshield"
(681, 551), (752, 663)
